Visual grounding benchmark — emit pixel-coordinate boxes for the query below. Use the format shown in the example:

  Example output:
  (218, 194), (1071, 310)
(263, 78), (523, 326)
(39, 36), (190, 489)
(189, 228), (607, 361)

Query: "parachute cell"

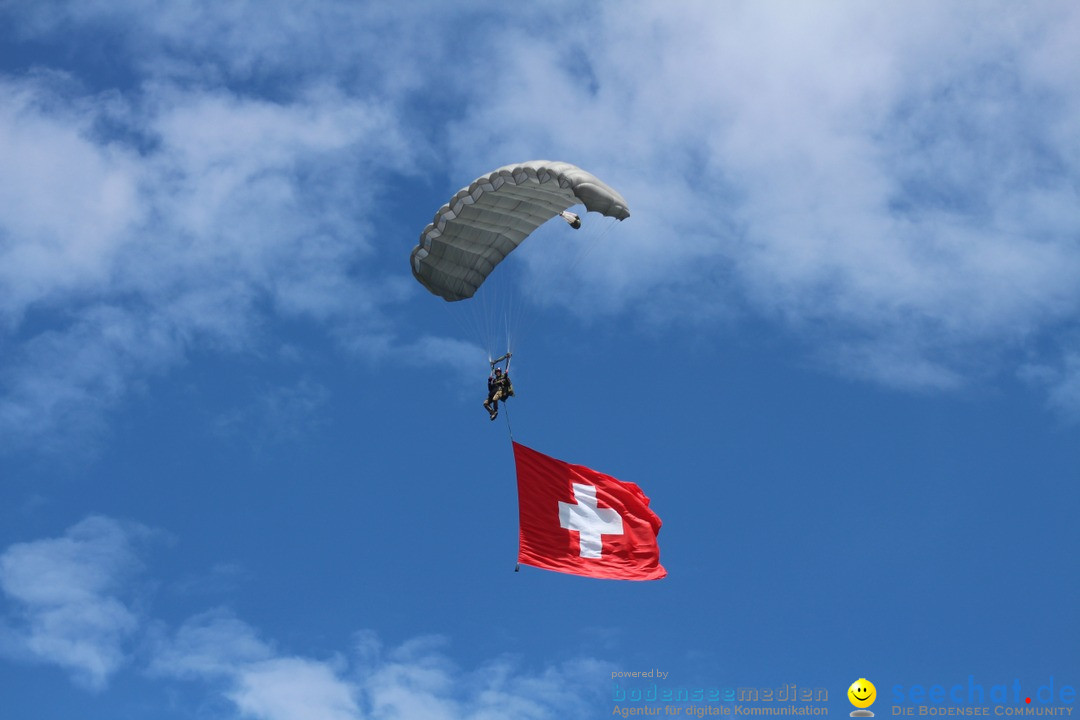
(410, 160), (630, 302)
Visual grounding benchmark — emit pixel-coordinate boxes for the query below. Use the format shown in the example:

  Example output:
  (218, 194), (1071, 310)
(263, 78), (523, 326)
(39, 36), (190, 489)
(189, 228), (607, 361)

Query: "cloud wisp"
(0, 516), (152, 690)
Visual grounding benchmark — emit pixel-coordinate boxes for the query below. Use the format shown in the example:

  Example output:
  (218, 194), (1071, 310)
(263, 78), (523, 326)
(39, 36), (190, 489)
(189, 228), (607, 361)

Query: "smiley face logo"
(848, 678), (876, 709)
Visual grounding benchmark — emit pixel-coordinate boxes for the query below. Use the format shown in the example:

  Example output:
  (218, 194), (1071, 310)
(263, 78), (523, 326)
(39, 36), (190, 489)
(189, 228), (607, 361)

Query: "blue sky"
(1, 2), (1078, 718)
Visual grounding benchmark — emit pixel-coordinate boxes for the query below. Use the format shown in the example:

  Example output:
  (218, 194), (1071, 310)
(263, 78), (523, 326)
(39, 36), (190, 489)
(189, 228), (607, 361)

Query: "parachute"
(410, 160), (630, 302)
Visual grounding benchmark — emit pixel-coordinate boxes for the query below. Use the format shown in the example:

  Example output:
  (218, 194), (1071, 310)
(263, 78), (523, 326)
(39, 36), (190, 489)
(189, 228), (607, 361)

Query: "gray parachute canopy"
(410, 160), (630, 302)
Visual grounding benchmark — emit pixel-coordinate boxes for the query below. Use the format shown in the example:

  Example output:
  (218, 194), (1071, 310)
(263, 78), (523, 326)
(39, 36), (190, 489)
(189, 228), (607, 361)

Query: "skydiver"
(483, 366), (514, 420)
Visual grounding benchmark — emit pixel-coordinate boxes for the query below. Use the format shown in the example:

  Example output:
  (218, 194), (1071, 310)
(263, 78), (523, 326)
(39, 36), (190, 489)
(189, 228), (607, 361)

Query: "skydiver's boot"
(490, 404), (499, 421)
(484, 400), (497, 420)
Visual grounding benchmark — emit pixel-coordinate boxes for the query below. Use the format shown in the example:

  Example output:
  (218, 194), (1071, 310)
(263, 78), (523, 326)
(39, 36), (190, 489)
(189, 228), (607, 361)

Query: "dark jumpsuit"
(484, 372), (514, 418)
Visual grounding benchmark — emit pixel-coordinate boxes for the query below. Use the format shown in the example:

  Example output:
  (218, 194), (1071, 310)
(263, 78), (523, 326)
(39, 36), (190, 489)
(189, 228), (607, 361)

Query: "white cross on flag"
(514, 442), (666, 581)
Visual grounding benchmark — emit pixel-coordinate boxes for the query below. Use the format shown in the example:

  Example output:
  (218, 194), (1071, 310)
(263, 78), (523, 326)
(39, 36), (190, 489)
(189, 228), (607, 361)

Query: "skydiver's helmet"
(494, 367), (503, 374)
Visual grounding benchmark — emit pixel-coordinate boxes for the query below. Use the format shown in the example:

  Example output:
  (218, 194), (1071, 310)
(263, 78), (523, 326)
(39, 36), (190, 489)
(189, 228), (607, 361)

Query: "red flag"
(514, 442), (666, 581)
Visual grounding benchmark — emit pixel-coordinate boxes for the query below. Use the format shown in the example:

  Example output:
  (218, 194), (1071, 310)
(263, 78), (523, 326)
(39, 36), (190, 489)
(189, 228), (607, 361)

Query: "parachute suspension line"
(510, 215), (622, 350)
(455, 272), (501, 361)
(475, 272), (494, 358)
(503, 290), (514, 364)
(441, 286), (503, 375)
(563, 215), (619, 278)
(494, 210), (590, 364)
(440, 260), (517, 375)
(489, 260), (515, 361)
(478, 245), (516, 364)
(441, 297), (481, 359)
(475, 212), (621, 366)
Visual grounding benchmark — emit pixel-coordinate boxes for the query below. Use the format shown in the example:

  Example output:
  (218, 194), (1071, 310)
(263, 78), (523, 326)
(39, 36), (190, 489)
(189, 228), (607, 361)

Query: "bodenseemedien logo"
(850, 678), (877, 717)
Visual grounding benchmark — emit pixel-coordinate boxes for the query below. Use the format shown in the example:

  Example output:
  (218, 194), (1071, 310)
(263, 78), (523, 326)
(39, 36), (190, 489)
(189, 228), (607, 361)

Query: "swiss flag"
(514, 442), (666, 581)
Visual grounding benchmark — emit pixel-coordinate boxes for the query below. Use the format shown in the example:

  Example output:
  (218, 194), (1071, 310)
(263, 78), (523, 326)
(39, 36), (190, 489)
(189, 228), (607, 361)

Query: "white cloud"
(0, 76), (145, 330)
(0, 70), (415, 450)
(231, 658), (362, 720)
(149, 609), (274, 679)
(444, 1), (1080, 397)
(359, 636), (608, 720)
(151, 603), (369, 720)
(154, 614), (608, 720)
(2, 517), (611, 718)
(0, 516), (151, 690)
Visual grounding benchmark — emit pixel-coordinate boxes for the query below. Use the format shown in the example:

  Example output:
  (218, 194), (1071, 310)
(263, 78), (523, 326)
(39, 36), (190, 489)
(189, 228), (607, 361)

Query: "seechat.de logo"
(850, 678), (877, 717)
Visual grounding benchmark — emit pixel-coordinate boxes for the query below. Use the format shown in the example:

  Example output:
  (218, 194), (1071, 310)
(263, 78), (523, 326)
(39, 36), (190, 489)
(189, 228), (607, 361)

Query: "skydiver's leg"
(489, 390), (505, 420)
